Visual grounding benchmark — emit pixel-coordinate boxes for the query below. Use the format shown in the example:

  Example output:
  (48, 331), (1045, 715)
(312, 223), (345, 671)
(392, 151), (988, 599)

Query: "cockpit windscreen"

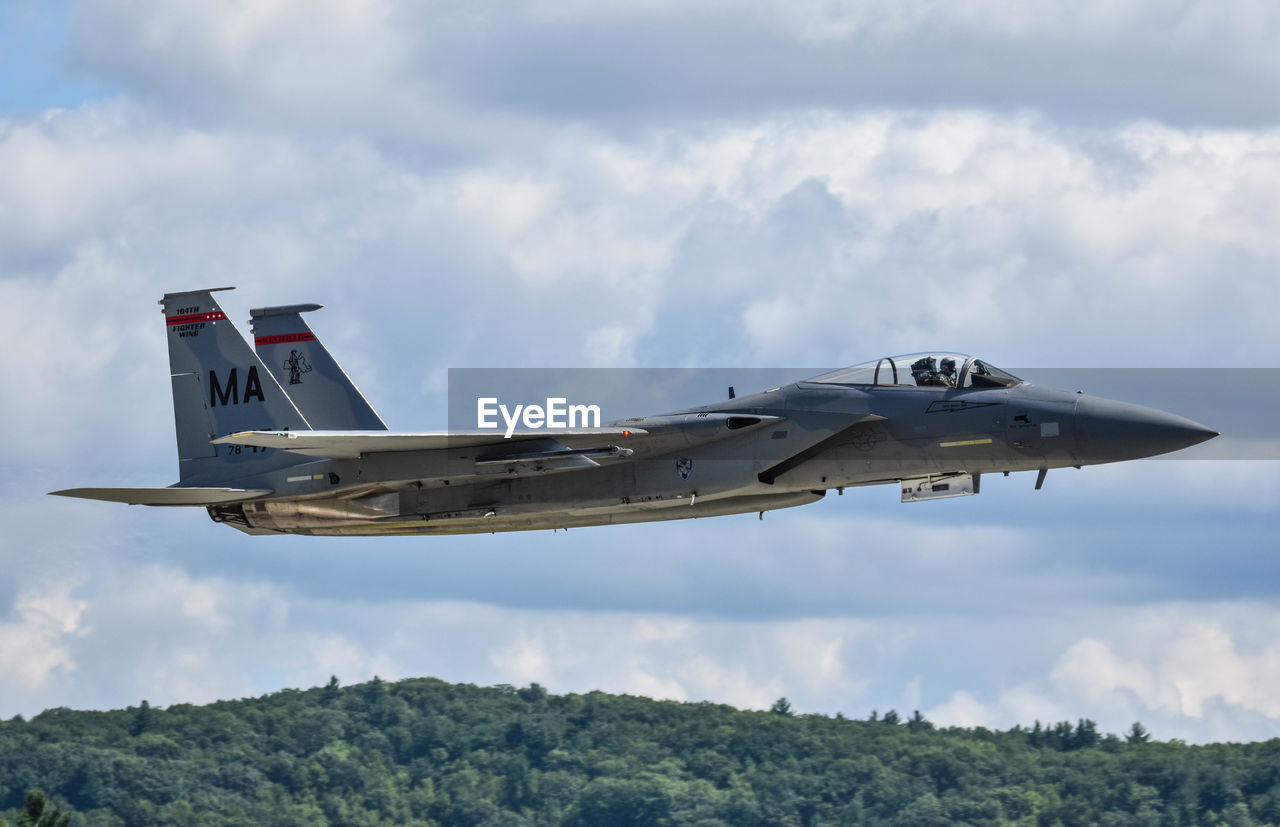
(807, 354), (1023, 389)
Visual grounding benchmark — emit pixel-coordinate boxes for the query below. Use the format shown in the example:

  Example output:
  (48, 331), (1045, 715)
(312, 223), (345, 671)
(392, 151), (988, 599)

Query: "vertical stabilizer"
(250, 303), (388, 430)
(161, 288), (311, 483)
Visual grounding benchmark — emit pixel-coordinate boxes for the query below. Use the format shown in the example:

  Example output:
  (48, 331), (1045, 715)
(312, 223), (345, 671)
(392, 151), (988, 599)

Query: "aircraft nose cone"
(1075, 396), (1217, 462)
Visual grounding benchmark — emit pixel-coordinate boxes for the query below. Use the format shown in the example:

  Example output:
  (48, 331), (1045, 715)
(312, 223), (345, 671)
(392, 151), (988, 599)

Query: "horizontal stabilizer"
(49, 487), (273, 506)
(214, 428), (649, 458)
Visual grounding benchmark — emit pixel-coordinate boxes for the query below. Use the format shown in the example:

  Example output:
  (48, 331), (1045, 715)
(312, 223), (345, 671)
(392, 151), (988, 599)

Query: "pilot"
(939, 357), (958, 387)
(911, 356), (951, 387)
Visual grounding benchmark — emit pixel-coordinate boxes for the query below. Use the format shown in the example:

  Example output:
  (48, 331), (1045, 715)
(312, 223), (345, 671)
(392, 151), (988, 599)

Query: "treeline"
(2, 676), (1279, 825)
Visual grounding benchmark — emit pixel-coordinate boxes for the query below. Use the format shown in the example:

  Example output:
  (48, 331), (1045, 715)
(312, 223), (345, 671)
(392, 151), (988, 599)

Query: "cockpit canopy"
(807, 353), (1023, 389)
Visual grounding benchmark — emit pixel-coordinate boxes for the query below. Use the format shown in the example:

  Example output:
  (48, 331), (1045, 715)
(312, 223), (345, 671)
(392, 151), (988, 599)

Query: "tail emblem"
(283, 350), (313, 385)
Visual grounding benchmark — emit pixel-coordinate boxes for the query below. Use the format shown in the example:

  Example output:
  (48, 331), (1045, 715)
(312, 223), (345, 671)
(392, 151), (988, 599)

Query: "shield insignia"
(676, 457), (693, 480)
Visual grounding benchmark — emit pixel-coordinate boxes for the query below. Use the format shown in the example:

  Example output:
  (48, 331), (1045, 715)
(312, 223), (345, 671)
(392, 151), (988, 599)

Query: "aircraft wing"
(49, 487), (274, 506)
(212, 428), (649, 459)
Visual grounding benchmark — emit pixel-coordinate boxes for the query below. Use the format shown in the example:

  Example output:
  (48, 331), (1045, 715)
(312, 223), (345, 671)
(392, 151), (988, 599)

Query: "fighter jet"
(50, 288), (1218, 536)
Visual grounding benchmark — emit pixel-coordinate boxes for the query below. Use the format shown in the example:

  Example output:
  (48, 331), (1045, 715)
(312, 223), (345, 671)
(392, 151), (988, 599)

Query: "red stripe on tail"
(166, 311), (228, 325)
(254, 333), (318, 346)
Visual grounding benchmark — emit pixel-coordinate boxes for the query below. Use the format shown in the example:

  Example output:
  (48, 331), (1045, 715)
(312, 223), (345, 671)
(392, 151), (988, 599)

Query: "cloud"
(0, 567), (845, 718)
(6, 105), (1280, 425)
(8, 561), (1280, 743)
(519, 0), (1280, 54)
(927, 690), (992, 728)
(71, 1), (414, 122)
(65, 0), (1280, 129)
(441, 2), (1280, 127)
(1052, 613), (1280, 720)
(924, 603), (1280, 741)
(0, 580), (87, 694)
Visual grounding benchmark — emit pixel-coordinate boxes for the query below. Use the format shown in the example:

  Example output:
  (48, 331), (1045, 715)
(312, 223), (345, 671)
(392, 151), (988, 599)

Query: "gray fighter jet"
(50, 288), (1218, 536)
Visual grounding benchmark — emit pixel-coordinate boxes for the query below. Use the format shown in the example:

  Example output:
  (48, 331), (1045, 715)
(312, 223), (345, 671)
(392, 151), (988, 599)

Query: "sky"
(1, 0), (1278, 743)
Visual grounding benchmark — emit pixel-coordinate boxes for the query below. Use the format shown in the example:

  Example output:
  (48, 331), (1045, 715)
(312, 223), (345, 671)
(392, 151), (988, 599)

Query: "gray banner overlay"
(448, 368), (1275, 460)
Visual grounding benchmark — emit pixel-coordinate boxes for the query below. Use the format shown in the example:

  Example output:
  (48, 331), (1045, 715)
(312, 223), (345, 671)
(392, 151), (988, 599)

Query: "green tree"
(1073, 718), (1100, 750)
(770, 697), (793, 717)
(129, 699), (154, 736)
(565, 777), (671, 827)
(17, 790), (71, 827)
(1126, 722), (1151, 744)
(906, 710), (934, 732)
(2, 673), (1279, 825)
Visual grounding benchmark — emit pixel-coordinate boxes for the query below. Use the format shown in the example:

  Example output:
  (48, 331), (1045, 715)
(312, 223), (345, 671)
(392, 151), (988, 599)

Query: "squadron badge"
(283, 349), (313, 385)
(676, 457), (693, 480)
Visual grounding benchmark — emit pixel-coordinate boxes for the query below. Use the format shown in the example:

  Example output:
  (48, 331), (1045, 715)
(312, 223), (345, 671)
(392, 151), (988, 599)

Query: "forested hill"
(2, 677), (1278, 826)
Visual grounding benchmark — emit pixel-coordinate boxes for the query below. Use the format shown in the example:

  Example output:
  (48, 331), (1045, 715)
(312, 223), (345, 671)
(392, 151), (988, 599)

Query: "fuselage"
(208, 371), (1215, 536)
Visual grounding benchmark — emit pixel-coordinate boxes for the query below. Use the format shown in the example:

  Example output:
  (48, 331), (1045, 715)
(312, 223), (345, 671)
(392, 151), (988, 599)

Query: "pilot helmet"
(911, 356), (937, 378)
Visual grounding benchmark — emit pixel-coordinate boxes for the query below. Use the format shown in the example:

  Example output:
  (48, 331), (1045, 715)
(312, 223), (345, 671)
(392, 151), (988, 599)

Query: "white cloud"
(1051, 611), (1280, 720)
(3, 556), (1280, 743)
(296, 634), (402, 685)
(491, 632), (558, 687)
(922, 603), (1280, 741)
(0, 565), (878, 719)
(73, 1), (419, 118)
(0, 580), (88, 700)
(0, 103), (314, 256)
(6, 104), (1279, 407)
(928, 690), (992, 728)
(62, 0), (1280, 144)
(460, 0), (1280, 60)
